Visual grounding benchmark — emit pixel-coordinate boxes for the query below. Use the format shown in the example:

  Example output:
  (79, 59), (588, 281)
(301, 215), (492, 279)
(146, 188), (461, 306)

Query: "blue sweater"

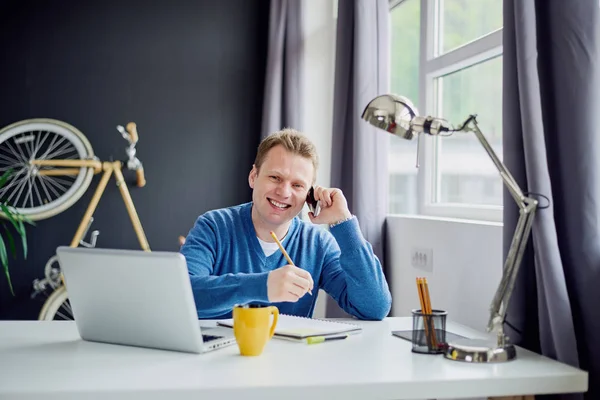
(180, 202), (391, 320)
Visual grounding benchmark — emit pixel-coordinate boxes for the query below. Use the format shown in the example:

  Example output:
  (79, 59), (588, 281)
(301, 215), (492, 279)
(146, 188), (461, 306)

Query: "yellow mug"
(233, 304), (279, 356)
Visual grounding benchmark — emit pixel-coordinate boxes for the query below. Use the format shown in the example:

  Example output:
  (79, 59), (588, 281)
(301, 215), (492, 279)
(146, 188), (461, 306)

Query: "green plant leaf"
(0, 169), (31, 295)
(0, 233), (13, 296)
(2, 201), (35, 228)
(0, 203), (27, 258)
(2, 224), (16, 259)
(0, 169), (13, 190)
(0, 203), (23, 235)
(13, 208), (35, 227)
(18, 218), (27, 259)
(12, 206), (34, 226)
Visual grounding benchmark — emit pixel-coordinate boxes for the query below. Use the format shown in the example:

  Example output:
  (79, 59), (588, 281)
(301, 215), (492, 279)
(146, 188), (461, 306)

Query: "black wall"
(0, 0), (269, 319)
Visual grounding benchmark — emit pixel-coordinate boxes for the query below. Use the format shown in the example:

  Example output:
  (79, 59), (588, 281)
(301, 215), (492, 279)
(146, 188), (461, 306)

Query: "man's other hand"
(267, 265), (314, 302)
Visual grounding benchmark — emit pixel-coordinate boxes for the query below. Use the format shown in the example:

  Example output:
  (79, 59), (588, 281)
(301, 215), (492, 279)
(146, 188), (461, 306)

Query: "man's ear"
(248, 165), (257, 189)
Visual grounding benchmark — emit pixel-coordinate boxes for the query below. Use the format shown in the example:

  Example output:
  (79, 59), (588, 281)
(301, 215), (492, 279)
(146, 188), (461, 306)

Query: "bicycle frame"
(30, 159), (150, 251)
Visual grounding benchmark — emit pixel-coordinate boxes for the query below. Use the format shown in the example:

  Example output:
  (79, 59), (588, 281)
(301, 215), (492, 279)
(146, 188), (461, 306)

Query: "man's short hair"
(254, 128), (319, 182)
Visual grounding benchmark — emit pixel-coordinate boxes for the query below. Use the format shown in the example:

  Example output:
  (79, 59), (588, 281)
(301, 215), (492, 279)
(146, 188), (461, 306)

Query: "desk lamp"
(361, 94), (538, 363)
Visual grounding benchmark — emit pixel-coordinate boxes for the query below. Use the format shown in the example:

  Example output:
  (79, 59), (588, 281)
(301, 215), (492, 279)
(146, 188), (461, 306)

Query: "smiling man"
(180, 128), (392, 320)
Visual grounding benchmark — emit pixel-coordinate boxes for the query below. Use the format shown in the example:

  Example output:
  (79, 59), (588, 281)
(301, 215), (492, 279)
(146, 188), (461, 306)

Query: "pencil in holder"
(411, 309), (447, 354)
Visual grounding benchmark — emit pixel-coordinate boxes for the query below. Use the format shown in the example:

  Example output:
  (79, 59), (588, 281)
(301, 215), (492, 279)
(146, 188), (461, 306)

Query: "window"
(389, 0), (503, 221)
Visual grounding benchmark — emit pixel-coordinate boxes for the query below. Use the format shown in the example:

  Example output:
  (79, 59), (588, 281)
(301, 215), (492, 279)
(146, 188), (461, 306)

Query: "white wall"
(301, 0), (337, 319)
(387, 215), (502, 332)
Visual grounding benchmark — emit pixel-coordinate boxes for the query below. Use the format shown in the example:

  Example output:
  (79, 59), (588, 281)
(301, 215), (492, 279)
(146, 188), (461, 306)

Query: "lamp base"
(444, 338), (516, 363)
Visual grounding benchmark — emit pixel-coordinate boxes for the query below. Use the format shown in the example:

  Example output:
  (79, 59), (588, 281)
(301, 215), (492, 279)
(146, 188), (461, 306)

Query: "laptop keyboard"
(202, 334), (223, 343)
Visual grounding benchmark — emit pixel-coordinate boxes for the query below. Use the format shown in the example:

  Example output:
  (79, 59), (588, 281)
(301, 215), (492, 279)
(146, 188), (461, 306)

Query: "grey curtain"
(327, 0), (390, 317)
(503, 1), (599, 398)
(261, 0), (304, 139)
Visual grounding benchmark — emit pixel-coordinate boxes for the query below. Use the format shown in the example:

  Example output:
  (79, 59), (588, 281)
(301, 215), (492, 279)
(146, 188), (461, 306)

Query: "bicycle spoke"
(0, 169), (26, 197)
(18, 174), (33, 209)
(10, 174), (30, 208)
(16, 133), (36, 165)
(39, 178), (67, 197)
(38, 176), (76, 207)
(24, 132), (35, 160)
(21, 175), (32, 209)
(44, 141), (77, 160)
(32, 130), (49, 161)
(0, 154), (25, 167)
(0, 162), (73, 210)
(27, 175), (37, 208)
(4, 140), (26, 164)
(0, 145), (23, 166)
(38, 175), (61, 199)
(38, 135), (66, 161)
(62, 300), (73, 317)
(36, 133), (59, 160)
(55, 306), (73, 320)
(37, 174), (54, 203)
(23, 176), (32, 209)
(13, 136), (29, 164)
(40, 175), (74, 189)
(0, 151), (22, 166)
(3, 170), (29, 204)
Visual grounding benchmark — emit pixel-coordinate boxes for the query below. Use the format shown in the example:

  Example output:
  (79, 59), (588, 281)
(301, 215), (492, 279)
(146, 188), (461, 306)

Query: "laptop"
(56, 246), (236, 354)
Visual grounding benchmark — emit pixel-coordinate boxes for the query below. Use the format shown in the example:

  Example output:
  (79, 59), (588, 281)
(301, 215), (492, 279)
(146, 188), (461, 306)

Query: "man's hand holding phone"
(307, 185), (353, 226)
(306, 187), (321, 217)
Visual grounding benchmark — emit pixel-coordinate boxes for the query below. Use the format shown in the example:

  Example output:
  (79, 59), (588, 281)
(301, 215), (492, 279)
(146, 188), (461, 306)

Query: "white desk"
(0, 318), (587, 400)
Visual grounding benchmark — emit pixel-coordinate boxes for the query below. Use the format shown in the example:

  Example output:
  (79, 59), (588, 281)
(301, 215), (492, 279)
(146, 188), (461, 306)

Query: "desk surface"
(0, 317), (587, 400)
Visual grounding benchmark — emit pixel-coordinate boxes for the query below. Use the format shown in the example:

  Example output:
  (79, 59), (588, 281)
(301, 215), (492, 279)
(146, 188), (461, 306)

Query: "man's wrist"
(329, 214), (355, 228)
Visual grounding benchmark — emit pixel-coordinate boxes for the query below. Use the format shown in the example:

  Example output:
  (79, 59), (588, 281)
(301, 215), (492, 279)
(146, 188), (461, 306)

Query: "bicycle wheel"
(0, 118), (95, 221)
(38, 285), (74, 320)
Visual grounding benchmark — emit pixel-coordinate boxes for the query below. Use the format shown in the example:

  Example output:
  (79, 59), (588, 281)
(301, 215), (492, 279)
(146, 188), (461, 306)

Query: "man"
(180, 128), (391, 320)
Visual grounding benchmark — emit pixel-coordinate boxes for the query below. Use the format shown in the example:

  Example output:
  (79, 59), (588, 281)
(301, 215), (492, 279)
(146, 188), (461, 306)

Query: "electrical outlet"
(411, 247), (433, 272)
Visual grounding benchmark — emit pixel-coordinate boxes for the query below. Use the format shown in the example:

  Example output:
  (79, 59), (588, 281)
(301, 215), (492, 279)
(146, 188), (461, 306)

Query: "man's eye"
(270, 176), (280, 181)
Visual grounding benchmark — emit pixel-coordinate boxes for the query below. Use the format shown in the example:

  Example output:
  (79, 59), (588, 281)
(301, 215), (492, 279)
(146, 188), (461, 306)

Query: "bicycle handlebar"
(126, 122), (138, 144)
(117, 122), (145, 187)
(136, 168), (146, 188)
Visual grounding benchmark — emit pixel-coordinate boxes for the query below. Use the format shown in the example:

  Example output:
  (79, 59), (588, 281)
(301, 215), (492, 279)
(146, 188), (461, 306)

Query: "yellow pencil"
(270, 231), (312, 295)
(416, 277), (437, 349)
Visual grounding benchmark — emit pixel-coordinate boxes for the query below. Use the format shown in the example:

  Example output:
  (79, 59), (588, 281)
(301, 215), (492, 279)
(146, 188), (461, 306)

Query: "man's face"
(249, 145), (314, 229)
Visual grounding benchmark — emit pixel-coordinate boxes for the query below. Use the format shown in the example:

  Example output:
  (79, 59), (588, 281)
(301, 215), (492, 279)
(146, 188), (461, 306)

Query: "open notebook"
(217, 314), (362, 341)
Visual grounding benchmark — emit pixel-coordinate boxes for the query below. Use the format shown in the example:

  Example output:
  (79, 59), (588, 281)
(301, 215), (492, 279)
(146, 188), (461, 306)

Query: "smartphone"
(306, 187), (321, 217)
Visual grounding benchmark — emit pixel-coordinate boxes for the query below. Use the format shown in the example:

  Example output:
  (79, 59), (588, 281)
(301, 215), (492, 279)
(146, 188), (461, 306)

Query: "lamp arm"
(464, 117), (527, 206)
(488, 206), (536, 335)
(460, 117), (539, 340)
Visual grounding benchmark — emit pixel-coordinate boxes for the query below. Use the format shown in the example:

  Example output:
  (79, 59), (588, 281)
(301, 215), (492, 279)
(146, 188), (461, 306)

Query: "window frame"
(390, 0), (504, 222)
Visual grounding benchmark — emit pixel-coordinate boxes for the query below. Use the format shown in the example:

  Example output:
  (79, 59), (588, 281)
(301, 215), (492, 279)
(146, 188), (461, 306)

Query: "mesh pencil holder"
(411, 309), (447, 354)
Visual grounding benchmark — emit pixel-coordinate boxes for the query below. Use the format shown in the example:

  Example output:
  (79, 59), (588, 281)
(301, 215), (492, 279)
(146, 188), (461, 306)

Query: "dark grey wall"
(0, 0), (269, 319)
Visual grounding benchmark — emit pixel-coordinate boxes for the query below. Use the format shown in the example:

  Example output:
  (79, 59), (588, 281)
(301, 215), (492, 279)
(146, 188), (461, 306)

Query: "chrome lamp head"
(362, 94), (453, 139)
(362, 93), (539, 363)
(361, 94), (419, 140)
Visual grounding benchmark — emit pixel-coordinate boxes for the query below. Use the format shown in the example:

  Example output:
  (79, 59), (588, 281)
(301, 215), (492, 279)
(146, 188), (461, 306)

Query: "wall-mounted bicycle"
(0, 118), (150, 320)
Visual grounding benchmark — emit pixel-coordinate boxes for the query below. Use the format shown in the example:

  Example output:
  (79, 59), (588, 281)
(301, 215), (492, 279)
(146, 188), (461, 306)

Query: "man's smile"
(268, 198), (291, 210)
